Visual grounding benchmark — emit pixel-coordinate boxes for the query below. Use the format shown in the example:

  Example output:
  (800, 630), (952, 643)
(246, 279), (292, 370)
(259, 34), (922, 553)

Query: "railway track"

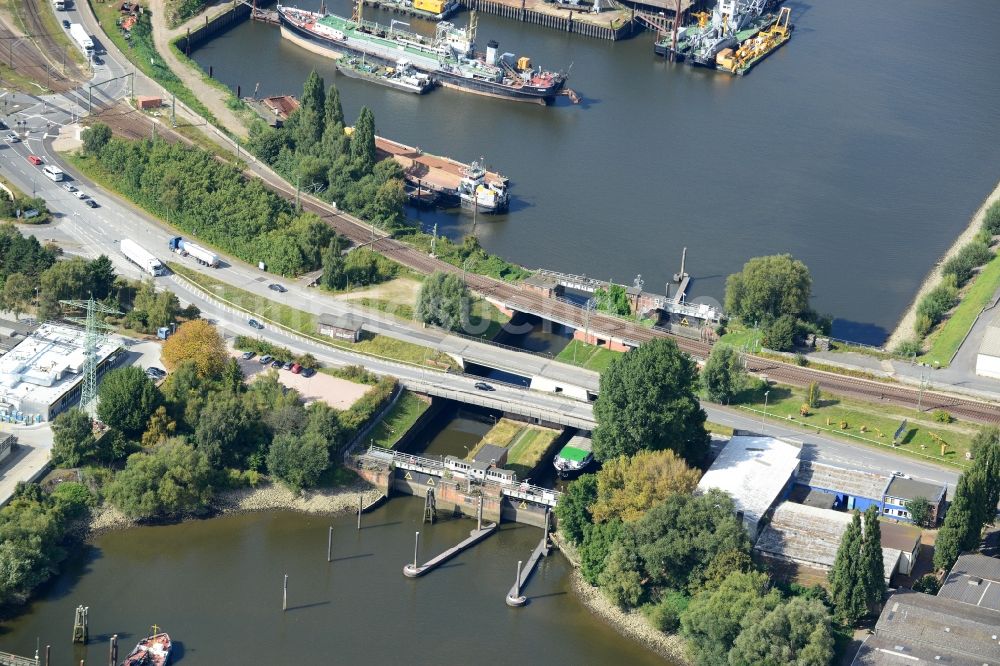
(88, 107), (1000, 426)
(1, 0), (83, 93)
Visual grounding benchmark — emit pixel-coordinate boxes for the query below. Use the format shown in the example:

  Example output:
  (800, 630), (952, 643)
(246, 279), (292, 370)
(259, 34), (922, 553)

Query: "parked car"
(282, 361), (293, 371)
(248, 318), (264, 330)
(4, 132), (18, 143)
(290, 363), (302, 374)
(241, 351), (256, 360)
(0, 120), (6, 130)
(259, 354), (273, 364)
(301, 367), (316, 378)
(270, 359), (283, 369)
(145, 367), (166, 380)
(27, 155), (42, 165)
(73, 190), (87, 199)
(474, 382), (495, 391)
(85, 199), (98, 208)
(268, 283), (287, 293)
(62, 19), (70, 28)
(63, 182), (77, 192)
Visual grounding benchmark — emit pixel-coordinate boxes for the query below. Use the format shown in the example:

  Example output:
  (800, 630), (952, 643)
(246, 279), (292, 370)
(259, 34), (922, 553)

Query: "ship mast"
(467, 10), (477, 44)
(352, 0), (363, 24)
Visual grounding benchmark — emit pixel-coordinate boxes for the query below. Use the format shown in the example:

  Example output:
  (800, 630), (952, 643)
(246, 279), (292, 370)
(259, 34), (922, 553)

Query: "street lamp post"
(761, 390), (770, 435)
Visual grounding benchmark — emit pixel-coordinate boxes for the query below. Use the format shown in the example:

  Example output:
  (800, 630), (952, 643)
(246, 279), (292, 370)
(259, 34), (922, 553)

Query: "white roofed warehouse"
(0, 323), (123, 423)
(695, 435), (802, 542)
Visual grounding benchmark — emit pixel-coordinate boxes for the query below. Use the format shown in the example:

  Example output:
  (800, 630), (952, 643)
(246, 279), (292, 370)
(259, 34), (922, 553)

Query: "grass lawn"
(921, 251), (1000, 367)
(169, 262), (458, 370)
(480, 418), (523, 447)
(353, 298), (415, 321)
(467, 298), (511, 341)
(556, 339), (621, 373)
(705, 422), (735, 437)
(736, 384), (977, 468)
(366, 391), (429, 449)
(717, 324), (763, 351)
(506, 427), (559, 479)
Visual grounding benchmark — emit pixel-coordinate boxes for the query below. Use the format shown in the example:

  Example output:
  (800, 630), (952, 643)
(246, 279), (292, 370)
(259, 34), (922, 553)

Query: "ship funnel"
(486, 40), (499, 66)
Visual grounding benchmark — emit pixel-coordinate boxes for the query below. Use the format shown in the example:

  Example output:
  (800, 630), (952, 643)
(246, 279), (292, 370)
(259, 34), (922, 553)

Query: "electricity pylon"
(60, 298), (122, 414)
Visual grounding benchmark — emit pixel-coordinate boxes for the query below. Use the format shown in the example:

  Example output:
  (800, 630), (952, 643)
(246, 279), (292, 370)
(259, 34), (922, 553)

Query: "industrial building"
(753, 502), (903, 586)
(0, 323), (122, 423)
(938, 554), (1000, 612)
(975, 308), (1000, 380)
(793, 460), (946, 526)
(696, 435), (801, 542)
(856, 589), (1000, 665)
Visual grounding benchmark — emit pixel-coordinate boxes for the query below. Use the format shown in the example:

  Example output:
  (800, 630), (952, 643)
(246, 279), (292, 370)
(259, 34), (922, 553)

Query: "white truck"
(69, 23), (93, 58)
(168, 236), (220, 268)
(52, 0), (67, 10)
(121, 239), (165, 277)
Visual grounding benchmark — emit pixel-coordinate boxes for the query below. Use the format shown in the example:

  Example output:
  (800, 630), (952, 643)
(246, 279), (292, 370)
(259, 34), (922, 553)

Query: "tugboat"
(553, 435), (594, 479)
(335, 57), (434, 94)
(457, 160), (509, 213)
(121, 626), (171, 666)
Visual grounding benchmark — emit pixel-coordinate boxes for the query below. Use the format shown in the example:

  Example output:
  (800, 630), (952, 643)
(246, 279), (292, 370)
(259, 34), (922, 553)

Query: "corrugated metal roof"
(796, 460), (889, 500)
(863, 590), (1000, 664)
(939, 554), (1000, 611)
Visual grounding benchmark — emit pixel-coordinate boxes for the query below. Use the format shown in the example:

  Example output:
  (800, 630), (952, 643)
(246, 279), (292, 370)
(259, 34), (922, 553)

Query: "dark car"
(248, 318), (264, 330)
(241, 351), (256, 360)
(62, 19), (70, 28)
(145, 367), (166, 380)
(474, 382), (495, 391)
(301, 367), (316, 378)
(268, 283), (287, 293)
(270, 359), (283, 369)
(259, 355), (273, 365)
(85, 199), (99, 208)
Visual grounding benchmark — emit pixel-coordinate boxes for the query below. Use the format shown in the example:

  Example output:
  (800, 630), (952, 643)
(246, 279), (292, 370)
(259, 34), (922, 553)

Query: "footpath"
(147, 0), (248, 137)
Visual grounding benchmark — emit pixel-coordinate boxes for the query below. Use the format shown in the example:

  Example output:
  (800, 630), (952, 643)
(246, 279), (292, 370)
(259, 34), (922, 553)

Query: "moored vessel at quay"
(277, 4), (567, 104)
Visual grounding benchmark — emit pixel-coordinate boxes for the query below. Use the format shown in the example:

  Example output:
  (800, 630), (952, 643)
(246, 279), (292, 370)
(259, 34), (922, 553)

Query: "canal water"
(191, 0), (1000, 344)
(0, 501), (666, 665)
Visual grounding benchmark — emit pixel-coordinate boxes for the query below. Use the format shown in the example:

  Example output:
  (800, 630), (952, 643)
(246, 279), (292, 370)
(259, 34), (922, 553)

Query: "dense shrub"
(984, 200), (1000, 236)
(915, 277), (959, 334)
(942, 240), (994, 286)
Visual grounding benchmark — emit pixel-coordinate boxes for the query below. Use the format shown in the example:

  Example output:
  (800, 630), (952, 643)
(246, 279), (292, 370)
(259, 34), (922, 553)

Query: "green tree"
(593, 338), (708, 464)
(727, 596), (835, 666)
(829, 512), (867, 625)
(37, 256), (94, 319)
(807, 381), (822, 409)
(631, 489), (751, 593)
(1, 272), (34, 320)
(266, 430), (330, 490)
(593, 284), (631, 317)
(681, 570), (782, 666)
(554, 473), (597, 545)
(579, 519), (624, 585)
(195, 390), (260, 468)
(597, 540), (645, 608)
(725, 254), (813, 323)
(701, 344), (745, 403)
(906, 496), (932, 528)
(861, 505), (886, 610)
(350, 106), (377, 174)
(97, 366), (162, 439)
(88, 255), (116, 300)
(324, 84), (344, 130)
(162, 319), (227, 379)
(50, 408), (96, 467)
(590, 449), (700, 524)
(762, 314), (798, 352)
(81, 123), (112, 155)
(416, 271), (469, 332)
(321, 239), (347, 290)
(105, 440), (214, 519)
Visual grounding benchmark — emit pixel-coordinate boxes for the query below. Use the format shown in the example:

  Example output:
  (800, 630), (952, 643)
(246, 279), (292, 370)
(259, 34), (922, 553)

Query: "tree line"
(50, 319), (396, 522)
(80, 124), (335, 276)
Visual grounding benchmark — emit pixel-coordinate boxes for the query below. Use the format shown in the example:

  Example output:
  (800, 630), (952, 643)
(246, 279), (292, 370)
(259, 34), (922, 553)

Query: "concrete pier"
(505, 531), (549, 606)
(403, 523), (498, 577)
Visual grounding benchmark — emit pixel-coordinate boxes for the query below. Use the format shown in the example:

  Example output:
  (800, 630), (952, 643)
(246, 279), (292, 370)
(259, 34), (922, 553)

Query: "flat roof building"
(882, 475), (947, 525)
(318, 313), (364, 343)
(0, 323), (122, 423)
(939, 554), (1000, 612)
(975, 308), (1000, 380)
(855, 590), (1000, 665)
(696, 435), (801, 542)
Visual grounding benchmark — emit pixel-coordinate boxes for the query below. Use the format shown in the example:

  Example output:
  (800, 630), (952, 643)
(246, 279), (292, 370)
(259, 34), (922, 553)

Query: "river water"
(0, 502), (665, 665)
(190, 0), (1000, 344)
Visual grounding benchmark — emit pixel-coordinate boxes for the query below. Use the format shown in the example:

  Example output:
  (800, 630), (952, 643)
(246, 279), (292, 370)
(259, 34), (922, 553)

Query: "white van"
(42, 165), (64, 182)
(42, 164), (64, 183)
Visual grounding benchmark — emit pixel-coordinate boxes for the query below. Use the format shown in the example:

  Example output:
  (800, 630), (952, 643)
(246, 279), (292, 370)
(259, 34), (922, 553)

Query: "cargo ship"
(277, 4), (567, 104)
(121, 627), (171, 666)
(336, 56), (434, 94)
(364, 0), (460, 21)
(654, 0), (789, 72)
(553, 435), (594, 478)
(457, 160), (509, 212)
(715, 7), (791, 75)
